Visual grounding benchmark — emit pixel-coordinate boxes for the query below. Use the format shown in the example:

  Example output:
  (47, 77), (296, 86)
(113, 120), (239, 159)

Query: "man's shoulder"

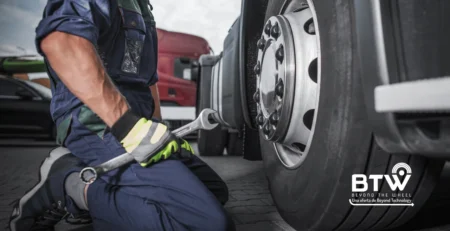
(42, 0), (119, 20)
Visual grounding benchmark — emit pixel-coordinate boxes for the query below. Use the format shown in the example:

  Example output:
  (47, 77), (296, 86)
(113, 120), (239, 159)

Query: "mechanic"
(9, 0), (233, 230)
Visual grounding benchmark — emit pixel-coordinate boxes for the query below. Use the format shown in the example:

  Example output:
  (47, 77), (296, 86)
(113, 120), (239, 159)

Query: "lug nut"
(263, 122), (271, 135)
(275, 79), (284, 98)
(264, 21), (272, 35)
(257, 37), (266, 50)
(271, 23), (280, 39)
(276, 44), (284, 63)
(254, 62), (261, 75)
(257, 114), (264, 126)
(253, 89), (260, 103)
(269, 112), (279, 125)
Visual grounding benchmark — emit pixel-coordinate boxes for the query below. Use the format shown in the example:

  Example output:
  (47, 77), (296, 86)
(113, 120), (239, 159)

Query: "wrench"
(79, 108), (218, 184)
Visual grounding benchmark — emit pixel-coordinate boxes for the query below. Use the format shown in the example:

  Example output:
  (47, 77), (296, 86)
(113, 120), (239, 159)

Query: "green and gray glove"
(111, 110), (193, 167)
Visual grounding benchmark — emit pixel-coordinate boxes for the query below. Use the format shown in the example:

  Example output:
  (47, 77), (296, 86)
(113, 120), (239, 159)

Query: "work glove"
(179, 138), (195, 158)
(111, 110), (180, 167)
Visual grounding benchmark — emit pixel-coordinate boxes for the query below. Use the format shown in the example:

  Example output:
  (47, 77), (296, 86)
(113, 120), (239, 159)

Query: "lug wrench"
(79, 108), (218, 184)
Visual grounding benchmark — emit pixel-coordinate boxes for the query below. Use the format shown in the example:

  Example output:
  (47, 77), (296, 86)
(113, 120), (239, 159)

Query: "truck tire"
(197, 62), (227, 156)
(197, 129), (227, 156)
(226, 133), (243, 156)
(254, 0), (445, 230)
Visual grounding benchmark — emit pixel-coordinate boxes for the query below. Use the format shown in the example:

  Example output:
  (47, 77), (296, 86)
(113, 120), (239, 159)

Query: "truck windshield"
(0, 0), (46, 57)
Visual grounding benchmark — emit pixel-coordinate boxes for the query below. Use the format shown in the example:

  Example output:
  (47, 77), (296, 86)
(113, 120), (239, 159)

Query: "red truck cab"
(156, 28), (211, 107)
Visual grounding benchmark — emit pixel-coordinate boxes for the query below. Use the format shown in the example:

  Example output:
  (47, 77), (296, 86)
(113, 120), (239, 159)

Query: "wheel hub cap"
(260, 41), (278, 116)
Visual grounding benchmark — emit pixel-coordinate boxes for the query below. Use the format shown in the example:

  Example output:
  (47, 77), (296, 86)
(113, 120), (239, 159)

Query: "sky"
(150, 0), (241, 53)
(0, 0), (47, 56)
(0, 0), (241, 56)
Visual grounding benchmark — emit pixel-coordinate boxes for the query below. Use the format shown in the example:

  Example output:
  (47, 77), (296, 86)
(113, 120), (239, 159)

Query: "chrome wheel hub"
(254, 4), (320, 168)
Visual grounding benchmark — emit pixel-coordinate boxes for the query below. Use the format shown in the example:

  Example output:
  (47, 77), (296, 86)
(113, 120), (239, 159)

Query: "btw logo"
(352, 163), (412, 192)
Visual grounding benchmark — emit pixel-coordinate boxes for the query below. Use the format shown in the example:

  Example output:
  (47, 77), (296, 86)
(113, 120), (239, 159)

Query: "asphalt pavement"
(0, 139), (449, 231)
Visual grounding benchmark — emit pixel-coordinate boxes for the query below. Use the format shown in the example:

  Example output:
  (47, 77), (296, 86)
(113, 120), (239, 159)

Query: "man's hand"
(111, 110), (180, 167)
(180, 139), (195, 155)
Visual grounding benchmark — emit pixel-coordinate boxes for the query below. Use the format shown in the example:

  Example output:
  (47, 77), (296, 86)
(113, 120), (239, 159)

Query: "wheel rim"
(254, 1), (321, 169)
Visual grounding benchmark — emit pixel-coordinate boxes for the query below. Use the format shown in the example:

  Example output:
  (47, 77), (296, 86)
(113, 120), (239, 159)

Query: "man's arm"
(41, 32), (128, 127)
(150, 84), (162, 120)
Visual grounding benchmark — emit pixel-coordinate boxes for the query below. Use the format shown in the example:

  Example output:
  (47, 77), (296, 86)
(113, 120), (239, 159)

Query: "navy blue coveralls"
(35, 0), (230, 230)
